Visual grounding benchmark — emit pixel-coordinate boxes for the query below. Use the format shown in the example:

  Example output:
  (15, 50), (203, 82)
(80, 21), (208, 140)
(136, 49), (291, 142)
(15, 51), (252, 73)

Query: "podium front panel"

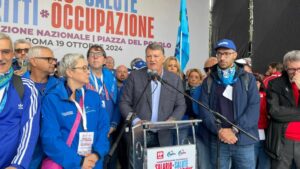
(131, 120), (201, 169)
(146, 144), (196, 169)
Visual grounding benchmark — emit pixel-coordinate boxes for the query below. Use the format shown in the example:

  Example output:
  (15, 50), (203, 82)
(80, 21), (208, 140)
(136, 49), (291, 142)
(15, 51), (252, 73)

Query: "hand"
(218, 128), (238, 144)
(107, 127), (116, 138)
(136, 120), (147, 125)
(5, 167), (17, 169)
(293, 72), (300, 89)
(166, 117), (176, 121)
(14, 69), (25, 76)
(133, 120), (148, 139)
(81, 153), (99, 169)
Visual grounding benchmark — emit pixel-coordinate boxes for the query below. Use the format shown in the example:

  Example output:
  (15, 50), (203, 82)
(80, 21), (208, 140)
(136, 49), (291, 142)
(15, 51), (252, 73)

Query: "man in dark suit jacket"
(119, 43), (186, 168)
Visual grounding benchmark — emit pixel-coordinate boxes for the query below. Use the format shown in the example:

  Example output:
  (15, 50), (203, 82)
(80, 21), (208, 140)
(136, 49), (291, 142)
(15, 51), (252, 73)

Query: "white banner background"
(0, 0), (209, 71)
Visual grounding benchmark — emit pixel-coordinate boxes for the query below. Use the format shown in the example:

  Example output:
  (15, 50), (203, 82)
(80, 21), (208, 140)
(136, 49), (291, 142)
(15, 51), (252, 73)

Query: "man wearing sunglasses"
(0, 33), (40, 169)
(12, 39), (32, 76)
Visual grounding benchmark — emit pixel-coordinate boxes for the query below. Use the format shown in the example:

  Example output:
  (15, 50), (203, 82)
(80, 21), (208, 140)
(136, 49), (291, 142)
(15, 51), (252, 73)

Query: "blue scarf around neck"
(217, 64), (236, 86)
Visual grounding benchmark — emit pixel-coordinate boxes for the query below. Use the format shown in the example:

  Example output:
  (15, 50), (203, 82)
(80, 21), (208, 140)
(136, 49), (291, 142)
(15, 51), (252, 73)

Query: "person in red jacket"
(263, 62), (283, 88)
(253, 73), (271, 169)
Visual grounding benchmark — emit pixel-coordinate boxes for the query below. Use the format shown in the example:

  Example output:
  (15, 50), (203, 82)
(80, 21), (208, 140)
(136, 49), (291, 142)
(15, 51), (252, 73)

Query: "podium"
(131, 120), (202, 169)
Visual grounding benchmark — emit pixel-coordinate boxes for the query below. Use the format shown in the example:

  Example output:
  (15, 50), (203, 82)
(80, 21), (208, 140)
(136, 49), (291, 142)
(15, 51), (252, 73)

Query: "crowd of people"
(0, 31), (299, 169)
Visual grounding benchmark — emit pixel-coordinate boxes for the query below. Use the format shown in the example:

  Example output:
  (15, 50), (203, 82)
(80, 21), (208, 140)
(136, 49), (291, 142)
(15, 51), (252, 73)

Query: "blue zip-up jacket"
(0, 77), (40, 169)
(87, 67), (120, 128)
(40, 80), (110, 169)
(199, 65), (260, 145)
(27, 76), (61, 169)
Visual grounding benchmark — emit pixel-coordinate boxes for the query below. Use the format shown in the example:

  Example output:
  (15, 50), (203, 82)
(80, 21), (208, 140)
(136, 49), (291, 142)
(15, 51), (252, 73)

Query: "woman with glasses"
(40, 53), (110, 169)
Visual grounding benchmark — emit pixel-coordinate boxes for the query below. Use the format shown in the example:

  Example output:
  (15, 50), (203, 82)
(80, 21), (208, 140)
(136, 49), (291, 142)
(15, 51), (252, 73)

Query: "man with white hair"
(0, 33), (40, 169)
(26, 46), (59, 169)
(266, 50), (300, 168)
(26, 46), (58, 94)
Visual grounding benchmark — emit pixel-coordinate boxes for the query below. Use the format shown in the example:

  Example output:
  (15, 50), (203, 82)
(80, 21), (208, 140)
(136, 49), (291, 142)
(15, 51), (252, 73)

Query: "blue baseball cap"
(215, 39), (237, 51)
(133, 60), (147, 70)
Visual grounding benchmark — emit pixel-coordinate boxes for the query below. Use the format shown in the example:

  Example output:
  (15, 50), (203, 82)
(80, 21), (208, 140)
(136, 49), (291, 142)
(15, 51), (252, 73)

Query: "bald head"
(116, 65), (129, 82)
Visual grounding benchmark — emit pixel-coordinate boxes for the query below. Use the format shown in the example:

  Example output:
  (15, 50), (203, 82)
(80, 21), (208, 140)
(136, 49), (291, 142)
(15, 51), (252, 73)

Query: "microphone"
(147, 69), (154, 79)
(147, 69), (158, 84)
(151, 70), (162, 82)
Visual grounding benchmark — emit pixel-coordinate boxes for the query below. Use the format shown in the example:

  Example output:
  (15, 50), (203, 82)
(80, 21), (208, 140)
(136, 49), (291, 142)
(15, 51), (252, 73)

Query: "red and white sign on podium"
(131, 120), (201, 169)
(147, 144), (196, 169)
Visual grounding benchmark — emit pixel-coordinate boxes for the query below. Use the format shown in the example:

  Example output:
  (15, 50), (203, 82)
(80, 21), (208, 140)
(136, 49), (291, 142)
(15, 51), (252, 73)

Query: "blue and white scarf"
(0, 67), (14, 113)
(217, 64), (236, 86)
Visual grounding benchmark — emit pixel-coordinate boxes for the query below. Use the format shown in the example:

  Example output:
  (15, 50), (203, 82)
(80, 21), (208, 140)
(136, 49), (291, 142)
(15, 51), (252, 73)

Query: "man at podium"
(119, 43), (186, 168)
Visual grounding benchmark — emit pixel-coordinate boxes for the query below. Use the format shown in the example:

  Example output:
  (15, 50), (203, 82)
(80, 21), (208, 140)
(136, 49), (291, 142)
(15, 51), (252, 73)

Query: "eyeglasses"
(89, 52), (104, 58)
(286, 67), (300, 73)
(0, 49), (12, 56)
(72, 65), (90, 72)
(34, 57), (57, 64)
(216, 52), (235, 58)
(15, 48), (29, 54)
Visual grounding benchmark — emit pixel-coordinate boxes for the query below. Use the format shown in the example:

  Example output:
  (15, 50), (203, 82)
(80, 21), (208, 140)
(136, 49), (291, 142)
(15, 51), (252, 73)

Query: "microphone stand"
(155, 75), (258, 169)
(156, 75), (258, 141)
(104, 74), (152, 169)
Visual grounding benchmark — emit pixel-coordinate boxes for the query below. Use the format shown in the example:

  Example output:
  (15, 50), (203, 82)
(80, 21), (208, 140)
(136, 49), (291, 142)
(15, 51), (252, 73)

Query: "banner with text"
(0, 0), (209, 69)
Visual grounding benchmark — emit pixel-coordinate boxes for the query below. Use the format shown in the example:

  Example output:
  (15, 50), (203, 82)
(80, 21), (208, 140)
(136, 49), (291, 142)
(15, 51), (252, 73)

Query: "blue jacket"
(87, 67), (120, 128)
(199, 65), (260, 145)
(40, 80), (110, 169)
(0, 77), (40, 169)
(27, 76), (61, 169)
(184, 85), (202, 120)
(190, 85), (202, 117)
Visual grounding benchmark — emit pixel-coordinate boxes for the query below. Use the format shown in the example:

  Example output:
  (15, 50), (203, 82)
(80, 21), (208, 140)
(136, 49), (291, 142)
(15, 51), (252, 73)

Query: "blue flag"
(175, 0), (190, 71)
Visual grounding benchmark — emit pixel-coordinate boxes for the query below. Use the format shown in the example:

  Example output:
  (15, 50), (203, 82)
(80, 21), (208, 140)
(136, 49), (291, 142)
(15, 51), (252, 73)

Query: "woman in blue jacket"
(40, 53), (110, 169)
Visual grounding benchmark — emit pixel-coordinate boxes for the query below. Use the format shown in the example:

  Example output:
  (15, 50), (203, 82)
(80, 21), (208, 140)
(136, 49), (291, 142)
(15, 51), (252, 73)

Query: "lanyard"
(92, 73), (104, 95)
(92, 73), (110, 100)
(71, 88), (88, 131)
